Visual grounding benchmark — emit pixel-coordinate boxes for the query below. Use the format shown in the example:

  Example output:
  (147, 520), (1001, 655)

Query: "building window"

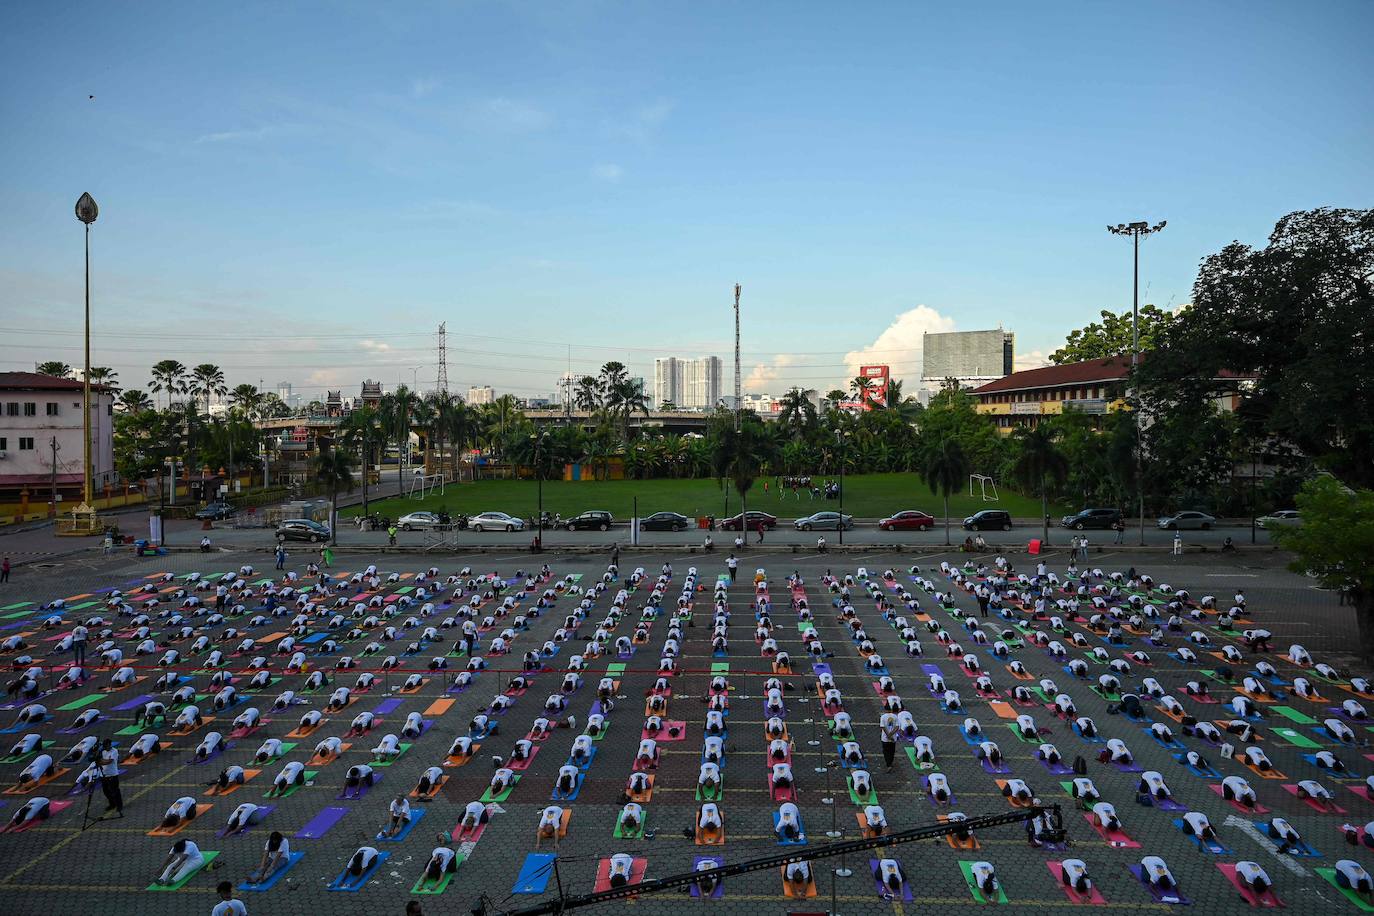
(0, 437), (6, 450)
(46, 402), (59, 416)
(23, 402), (36, 417)
(5, 403), (18, 416)
(73, 402), (81, 408)
(19, 437), (35, 450)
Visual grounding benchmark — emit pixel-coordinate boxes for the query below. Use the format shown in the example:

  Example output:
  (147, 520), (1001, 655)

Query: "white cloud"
(410, 77), (441, 99)
(745, 354), (798, 392)
(843, 305), (957, 384)
(194, 125), (280, 144)
(1014, 349), (1050, 372)
(592, 163), (623, 182)
(482, 97), (551, 130)
(608, 97), (673, 143)
(360, 339), (392, 353)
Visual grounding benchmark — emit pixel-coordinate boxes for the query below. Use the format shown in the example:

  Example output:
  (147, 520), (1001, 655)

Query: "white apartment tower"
(654, 356), (721, 410)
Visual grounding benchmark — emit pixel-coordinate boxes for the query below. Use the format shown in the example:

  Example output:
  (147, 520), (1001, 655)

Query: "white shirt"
(211, 901), (248, 916)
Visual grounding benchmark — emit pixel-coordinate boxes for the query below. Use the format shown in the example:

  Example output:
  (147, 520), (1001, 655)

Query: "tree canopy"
(1049, 305), (1176, 365)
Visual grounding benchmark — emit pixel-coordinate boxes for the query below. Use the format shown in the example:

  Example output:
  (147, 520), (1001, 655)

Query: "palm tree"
(777, 388), (817, 439)
(149, 360), (188, 409)
(229, 384), (263, 419)
(710, 415), (777, 526)
(920, 439), (970, 545)
(191, 364), (227, 415)
(849, 376), (874, 405)
(117, 389), (154, 413)
(379, 385), (418, 494)
(574, 376), (602, 411)
(85, 366), (120, 392)
(35, 361), (72, 378)
(340, 407), (381, 516)
(443, 399), (479, 481)
(313, 443), (356, 546)
(1011, 424), (1069, 545)
(608, 378), (650, 444)
(825, 388), (847, 406)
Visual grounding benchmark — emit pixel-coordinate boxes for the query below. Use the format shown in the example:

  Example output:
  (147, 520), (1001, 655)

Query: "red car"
(719, 510), (778, 531)
(878, 510), (935, 531)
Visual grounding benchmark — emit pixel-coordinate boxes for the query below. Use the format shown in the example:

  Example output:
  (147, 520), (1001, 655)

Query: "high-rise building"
(655, 357), (721, 410)
(921, 329), (1015, 381)
(467, 385), (495, 405)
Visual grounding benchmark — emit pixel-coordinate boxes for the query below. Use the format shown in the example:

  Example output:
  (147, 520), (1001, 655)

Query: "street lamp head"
(75, 192), (99, 224)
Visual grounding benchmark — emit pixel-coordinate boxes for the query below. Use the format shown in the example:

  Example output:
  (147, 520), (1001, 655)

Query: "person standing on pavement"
(321, 546), (333, 568)
(1079, 533), (1088, 561)
(388, 524), (398, 546)
(98, 738), (123, 816)
(727, 554), (738, 583)
(1112, 519), (1125, 545)
(1172, 532), (1183, 556)
(880, 720), (899, 772)
(212, 880), (247, 916)
(976, 586), (990, 618)
(274, 544), (286, 571)
(0, 557), (8, 583)
(757, 522), (765, 545)
(611, 543), (620, 567)
(71, 623), (88, 666)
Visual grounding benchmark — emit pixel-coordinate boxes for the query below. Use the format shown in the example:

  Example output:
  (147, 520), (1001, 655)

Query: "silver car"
(469, 511), (526, 533)
(794, 511), (855, 531)
(397, 511), (441, 531)
(1256, 509), (1301, 529)
(1157, 511), (1216, 530)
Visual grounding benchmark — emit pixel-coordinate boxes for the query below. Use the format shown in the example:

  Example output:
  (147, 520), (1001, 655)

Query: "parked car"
(194, 501), (238, 521)
(275, 518), (331, 542)
(397, 511), (442, 531)
(641, 511), (691, 531)
(469, 511), (526, 532)
(963, 509), (1013, 531)
(1157, 511), (1216, 530)
(878, 510), (935, 531)
(719, 511), (778, 531)
(1060, 508), (1122, 530)
(566, 510), (614, 531)
(1256, 509), (1301, 529)
(795, 511), (854, 531)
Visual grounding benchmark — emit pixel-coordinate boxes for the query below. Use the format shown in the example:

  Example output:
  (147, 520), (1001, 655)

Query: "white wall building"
(655, 356), (721, 410)
(0, 372), (115, 500)
(467, 385), (495, 405)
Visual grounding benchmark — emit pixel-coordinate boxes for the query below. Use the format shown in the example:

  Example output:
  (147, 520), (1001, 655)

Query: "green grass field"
(344, 473), (1066, 521)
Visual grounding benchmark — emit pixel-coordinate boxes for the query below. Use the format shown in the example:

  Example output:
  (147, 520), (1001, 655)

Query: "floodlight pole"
(1107, 219), (1166, 547)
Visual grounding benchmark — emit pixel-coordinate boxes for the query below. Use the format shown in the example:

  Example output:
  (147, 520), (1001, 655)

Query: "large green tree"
(1010, 424), (1069, 544)
(1141, 208), (1374, 490)
(1272, 477), (1374, 657)
(919, 438), (970, 545)
(1049, 305), (1176, 365)
(314, 443), (355, 545)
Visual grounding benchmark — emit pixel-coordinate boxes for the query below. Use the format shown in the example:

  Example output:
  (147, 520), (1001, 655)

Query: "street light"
(1107, 219), (1166, 547)
(75, 192), (99, 516)
(530, 431), (545, 551)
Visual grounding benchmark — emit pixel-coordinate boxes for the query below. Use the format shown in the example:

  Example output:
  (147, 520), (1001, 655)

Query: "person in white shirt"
(154, 838), (205, 886)
(608, 852), (637, 887)
(535, 805), (564, 849)
(344, 846), (380, 880)
(6, 796), (51, 830)
(422, 836), (459, 886)
(381, 796), (411, 838)
(211, 880), (248, 916)
(248, 830), (290, 885)
(160, 796), (198, 830)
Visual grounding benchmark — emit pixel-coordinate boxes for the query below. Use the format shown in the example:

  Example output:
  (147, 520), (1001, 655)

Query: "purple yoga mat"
(114, 693), (155, 712)
(372, 698), (403, 716)
(690, 855), (725, 898)
(337, 773), (382, 800)
(1129, 864), (1190, 904)
(870, 859), (914, 901)
(218, 804), (275, 837)
(295, 805), (350, 839)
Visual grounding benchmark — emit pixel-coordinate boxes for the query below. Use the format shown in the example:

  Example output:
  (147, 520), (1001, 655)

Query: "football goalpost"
(408, 470), (446, 499)
(969, 474), (999, 501)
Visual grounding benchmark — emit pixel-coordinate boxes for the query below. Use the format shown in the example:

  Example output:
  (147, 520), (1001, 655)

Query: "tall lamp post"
(1107, 219), (1166, 547)
(836, 429), (848, 546)
(75, 193), (99, 521)
(530, 431), (545, 551)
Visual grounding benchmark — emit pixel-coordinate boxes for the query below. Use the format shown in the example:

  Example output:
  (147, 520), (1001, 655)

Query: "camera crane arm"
(479, 804), (1062, 916)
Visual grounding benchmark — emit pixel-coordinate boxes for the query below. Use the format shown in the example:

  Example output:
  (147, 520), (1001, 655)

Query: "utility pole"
(733, 283), (741, 431)
(1107, 219), (1166, 547)
(74, 193), (99, 516)
(437, 322), (449, 395)
(49, 437), (59, 518)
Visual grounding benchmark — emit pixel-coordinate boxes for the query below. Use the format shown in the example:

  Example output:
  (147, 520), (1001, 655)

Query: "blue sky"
(1, 0), (1370, 401)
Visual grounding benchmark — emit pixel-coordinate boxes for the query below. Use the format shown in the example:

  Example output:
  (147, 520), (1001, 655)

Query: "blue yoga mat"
(328, 851), (390, 892)
(239, 851), (304, 891)
(378, 806), (425, 842)
(296, 805), (350, 839)
(513, 853), (557, 894)
(373, 698), (403, 715)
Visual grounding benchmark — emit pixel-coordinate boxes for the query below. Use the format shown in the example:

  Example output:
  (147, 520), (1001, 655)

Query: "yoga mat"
(1216, 862), (1283, 907)
(239, 851), (304, 891)
(267, 770), (317, 799)
(594, 857), (647, 893)
(379, 806), (425, 841)
(2, 799), (73, 833)
(959, 860), (1008, 904)
(870, 859), (914, 901)
(56, 693), (102, 712)
(1316, 867), (1374, 912)
(1047, 861), (1106, 904)
(336, 773), (383, 800)
(1272, 706), (1319, 725)
(423, 698), (454, 717)
(1128, 864), (1190, 905)
(1083, 813), (1139, 848)
(1273, 727), (1322, 749)
(411, 857), (464, 895)
(295, 805), (350, 839)
(481, 775), (519, 803)
(691, 856), (724, 898)
(327, 850), (389, 892)
(513, 853), (557, 894)
(147, 851), (221, 891)
(371, 743), (412, 767)
(1174, 819), (1229, 853)
(113, 693), (154, 712)
(217, 804), (275, 837)
(373, 698), (403, 715)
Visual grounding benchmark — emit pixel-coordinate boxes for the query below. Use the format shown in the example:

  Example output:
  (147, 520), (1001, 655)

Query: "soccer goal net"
(408, 471), (446, 499)
(969, 474), (999, 501)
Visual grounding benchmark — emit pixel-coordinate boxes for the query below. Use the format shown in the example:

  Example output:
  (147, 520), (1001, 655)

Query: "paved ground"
(0, 546), (1366, 916)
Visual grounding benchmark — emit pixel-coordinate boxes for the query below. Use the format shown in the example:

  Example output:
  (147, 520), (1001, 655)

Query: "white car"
(469, 511), (526, 533)
(1256, 510), (1301, 529)
(397, 511), (441, 531)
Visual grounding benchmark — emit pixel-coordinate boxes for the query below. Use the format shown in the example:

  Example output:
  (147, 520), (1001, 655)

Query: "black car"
(1060, 508), (1122, 530)
(963, 509), (1012, 531)
(195, 501), (238, 520)
(275, 518), (331, 542)
(641, 511), (691, 531)
(565, 510), (614, 531)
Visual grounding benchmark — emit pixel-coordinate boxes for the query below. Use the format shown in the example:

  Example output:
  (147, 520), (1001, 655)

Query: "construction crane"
(473, 804), (1063, 916)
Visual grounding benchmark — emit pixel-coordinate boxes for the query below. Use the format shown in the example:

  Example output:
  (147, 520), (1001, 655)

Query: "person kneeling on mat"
(423, 835), (459, 885)
(344, 846), (379, 881)
(6, 796), (51, 830)
(161, 796), (198, 830)
(874, 858), (905, 894)
(535, 804), (563, 849)
(970, 861), (999, 896)
(383, 795), (411, 837)
(1060, 859), (1092, 895)
(608, 852), (636, 887)
(249, 831), (290, 885)
(784, 860), (811, 893)
(1336, 860), (1374, 899)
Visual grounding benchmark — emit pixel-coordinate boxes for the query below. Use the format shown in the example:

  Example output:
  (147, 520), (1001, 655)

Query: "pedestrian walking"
(71, 623), (88, 666)
(611, 543), (620, 567)
(977, 587), (990, 618)
(1112, 519), (1125, 544)
(321, 546), (333, 568)
(1079, 533), (1088, 560)
(727, 554), (738, 583)
(98, 738), (123, 816)
(274, 545), (286, 571)
(1172, 532), (1183, 556)
(103, 532), (113, 557)
(756, 522), (765, 545)
(1, 556), (10, 583)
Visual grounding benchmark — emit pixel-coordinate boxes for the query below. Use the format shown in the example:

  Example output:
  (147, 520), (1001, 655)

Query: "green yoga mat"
(1272, 706), (1319, 725)
(411, 858), (464, 895)
(904, 746), (937, 771)
(147, 851), (220, 891)
(1273, 727), (1322, 749)
(481, 775), (520, 803)
(266, 771), (318, 799)
(613, 813), (646, 838)
(847, 781), (877, 805)
(1316, 867), (1374, 911)
(116, 725), (144, 736)
(1006, 723), (1039, 745)
(1, 602), (33, 611)
(959, 860), (1008, 904)
(606, 663), (627, 675)
(696, 779), (723, 802)
(797, 622), (815, 633)
(710, 662), (731, 674)
(371, 743), (412, 767)
(1, 740), (54, 764)
(57, 693), (104, 712)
